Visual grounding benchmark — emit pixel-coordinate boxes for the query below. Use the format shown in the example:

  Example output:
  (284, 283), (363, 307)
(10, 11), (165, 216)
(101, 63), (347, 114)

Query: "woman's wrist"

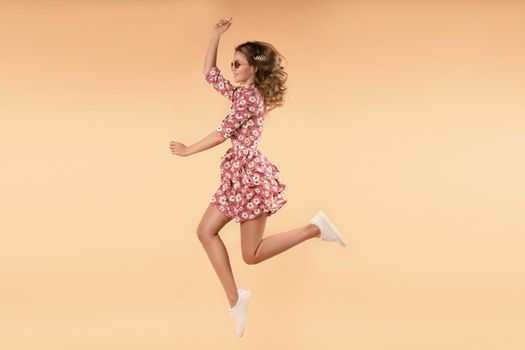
(185, 145), (194, 156)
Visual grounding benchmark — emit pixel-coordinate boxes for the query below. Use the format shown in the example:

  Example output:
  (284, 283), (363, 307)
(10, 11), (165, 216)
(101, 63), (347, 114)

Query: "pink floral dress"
(204, 65), (287, 223)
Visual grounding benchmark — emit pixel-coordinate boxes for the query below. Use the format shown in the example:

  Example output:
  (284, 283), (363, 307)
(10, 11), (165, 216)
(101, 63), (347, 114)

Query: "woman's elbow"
(203, 67), (213, 76)
(214, 130), (227, 143)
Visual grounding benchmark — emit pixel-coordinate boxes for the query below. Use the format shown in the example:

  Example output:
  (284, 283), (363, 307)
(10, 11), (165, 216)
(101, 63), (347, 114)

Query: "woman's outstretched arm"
(170, 130), (225, 157)
(186, 130), (226, 156)
(203, 17), (232, 75)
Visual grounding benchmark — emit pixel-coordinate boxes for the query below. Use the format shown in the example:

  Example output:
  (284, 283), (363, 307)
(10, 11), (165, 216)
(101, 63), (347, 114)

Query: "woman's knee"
(196, 204), (232, 243)
(242, 246), (260, 265)
(196, 224), (218, 244)
(242, 254), (258, 265)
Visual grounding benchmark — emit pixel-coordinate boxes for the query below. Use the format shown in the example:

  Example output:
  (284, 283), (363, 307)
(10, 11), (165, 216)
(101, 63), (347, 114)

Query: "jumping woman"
(169, 17), (347, 337)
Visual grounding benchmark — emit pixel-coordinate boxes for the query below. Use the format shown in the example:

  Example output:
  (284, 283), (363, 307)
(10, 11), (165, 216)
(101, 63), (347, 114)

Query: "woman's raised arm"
(203, 17), (232, 76)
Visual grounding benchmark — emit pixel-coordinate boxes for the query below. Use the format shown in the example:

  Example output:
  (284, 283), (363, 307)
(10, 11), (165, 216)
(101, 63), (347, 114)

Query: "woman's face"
(231, 51), (254, 84)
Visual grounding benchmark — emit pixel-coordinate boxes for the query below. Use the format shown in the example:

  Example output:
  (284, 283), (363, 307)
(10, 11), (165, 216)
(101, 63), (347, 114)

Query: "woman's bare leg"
(240, 212), (321, 265)
(196, 203), (238, 308)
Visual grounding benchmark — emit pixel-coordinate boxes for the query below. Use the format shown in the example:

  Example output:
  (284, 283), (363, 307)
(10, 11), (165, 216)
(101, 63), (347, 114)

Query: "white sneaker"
(310, 210), (347, 247)
(228, 288), (252, 337)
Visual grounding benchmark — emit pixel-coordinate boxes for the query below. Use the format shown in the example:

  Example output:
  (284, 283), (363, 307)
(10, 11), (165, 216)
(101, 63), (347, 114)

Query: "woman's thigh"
(240, 212), (268, 258)
(196, 203), (233, 241)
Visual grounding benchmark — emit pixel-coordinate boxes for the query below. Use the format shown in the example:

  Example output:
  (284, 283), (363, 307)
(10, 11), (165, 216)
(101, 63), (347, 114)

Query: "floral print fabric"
(204, 65), (287, 223)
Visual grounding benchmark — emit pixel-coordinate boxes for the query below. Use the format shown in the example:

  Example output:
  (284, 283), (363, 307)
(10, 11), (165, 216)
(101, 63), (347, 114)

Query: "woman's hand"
(212, 17), (232, 35)
(170, 141), (190, 157)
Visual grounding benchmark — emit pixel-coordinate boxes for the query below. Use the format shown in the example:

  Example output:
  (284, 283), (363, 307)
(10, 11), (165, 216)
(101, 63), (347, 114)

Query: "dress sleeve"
(204, 65), (238, 102)
(215, 90), (259, 139)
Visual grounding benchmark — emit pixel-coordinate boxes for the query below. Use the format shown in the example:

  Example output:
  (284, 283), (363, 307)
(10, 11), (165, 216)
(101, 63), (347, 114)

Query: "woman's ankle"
(229, 291), (239, 308)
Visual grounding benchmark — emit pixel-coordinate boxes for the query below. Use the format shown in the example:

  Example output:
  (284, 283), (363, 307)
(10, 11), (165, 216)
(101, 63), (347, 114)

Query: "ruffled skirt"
(210, 147), (287, 223)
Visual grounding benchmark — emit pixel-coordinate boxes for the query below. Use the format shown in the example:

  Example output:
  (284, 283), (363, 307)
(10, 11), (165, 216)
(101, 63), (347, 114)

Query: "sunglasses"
(230, 60), (248, 69)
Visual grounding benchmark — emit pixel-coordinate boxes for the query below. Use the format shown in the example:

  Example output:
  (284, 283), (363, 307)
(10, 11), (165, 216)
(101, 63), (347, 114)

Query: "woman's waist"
(221, 145), (262, 159)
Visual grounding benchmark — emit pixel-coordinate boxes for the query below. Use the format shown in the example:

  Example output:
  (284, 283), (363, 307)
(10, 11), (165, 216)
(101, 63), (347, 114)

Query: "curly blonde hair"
(235, 41), (288, 113)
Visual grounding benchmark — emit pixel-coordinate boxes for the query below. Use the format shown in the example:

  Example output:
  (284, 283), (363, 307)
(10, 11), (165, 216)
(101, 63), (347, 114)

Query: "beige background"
(1, 0), (524, 348)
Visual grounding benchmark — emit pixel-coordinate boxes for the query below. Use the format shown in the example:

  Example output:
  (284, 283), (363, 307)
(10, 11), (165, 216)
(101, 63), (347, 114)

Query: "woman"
(169, 17), (347, 337)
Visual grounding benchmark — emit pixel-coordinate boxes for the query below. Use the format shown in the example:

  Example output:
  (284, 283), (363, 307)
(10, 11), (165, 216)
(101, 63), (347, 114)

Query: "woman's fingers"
(214, 17), (232, 32)
(169, 141), (187, 156)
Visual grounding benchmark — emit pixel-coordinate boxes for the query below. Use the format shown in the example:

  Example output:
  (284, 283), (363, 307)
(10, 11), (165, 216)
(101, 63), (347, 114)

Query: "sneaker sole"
(318, 210), (347, 247)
